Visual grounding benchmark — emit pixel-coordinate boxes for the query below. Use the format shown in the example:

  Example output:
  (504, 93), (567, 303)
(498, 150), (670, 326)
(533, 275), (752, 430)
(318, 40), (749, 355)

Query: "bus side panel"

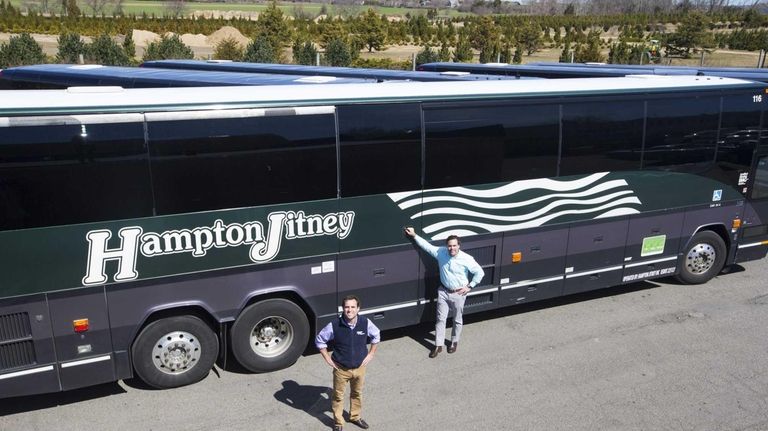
(337, 246), (422, 331)
(106, 258), (337, 360)
(736, 200), (768, 262)
(47, 288), (116, 391)
(621, 210), (684, 284)
(680, 202), (743, 254)
(0, 294), (60, 398)
(563, 218), (630, 295)
(499, 226), (568, 305)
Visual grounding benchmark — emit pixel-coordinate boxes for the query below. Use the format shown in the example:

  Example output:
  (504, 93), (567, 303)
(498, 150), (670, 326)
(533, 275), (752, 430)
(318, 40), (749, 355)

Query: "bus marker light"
(512, 252), (522, 263)
(77, 344), (92, 354)
(732, 219), (741, 230)
(73, 319), (89, 333)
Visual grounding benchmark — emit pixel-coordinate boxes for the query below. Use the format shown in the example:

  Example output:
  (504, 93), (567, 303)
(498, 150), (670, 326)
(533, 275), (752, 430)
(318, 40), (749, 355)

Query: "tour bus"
(1, 75), (768, 399)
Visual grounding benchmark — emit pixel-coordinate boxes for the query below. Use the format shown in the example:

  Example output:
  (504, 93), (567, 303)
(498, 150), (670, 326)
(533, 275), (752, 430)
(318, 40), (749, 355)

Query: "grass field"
(8, 0), (465, 18)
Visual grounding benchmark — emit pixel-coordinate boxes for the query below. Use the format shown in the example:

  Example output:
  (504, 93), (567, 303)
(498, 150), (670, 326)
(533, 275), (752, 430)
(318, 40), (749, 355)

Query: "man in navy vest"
(316, 295), (381, 431)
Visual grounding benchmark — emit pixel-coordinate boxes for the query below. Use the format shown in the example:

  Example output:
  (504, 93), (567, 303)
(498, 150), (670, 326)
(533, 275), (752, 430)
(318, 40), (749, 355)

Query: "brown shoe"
(429, 346), (442, 358)
(447, 342), (458, 354)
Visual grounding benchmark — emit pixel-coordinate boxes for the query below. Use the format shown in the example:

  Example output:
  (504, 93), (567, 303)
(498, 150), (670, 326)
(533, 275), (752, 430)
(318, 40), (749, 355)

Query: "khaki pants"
(332, 365), (367, 426)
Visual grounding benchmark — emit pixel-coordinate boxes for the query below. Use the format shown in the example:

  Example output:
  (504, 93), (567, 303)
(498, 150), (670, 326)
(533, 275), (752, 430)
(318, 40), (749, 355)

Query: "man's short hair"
(342, 295), (360, 308)
(445, 235), (460, 245)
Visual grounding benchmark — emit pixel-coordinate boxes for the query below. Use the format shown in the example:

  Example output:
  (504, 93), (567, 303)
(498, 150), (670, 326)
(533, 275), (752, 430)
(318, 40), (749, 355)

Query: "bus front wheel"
(230, 299), (309, 373)
(676, 231), (727, 284)
(131, 315), (219, 389)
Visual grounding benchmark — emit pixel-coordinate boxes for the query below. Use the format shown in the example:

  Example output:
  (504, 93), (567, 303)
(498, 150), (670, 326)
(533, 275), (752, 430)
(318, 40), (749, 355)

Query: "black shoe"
(447, 342), (457, 354)
(429, 346), (442, 358)
(350, 418), (370, 429)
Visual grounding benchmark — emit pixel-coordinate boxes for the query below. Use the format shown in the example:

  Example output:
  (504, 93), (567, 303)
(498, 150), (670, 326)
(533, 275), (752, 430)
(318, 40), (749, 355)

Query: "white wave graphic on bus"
(388, 172), (642, 240)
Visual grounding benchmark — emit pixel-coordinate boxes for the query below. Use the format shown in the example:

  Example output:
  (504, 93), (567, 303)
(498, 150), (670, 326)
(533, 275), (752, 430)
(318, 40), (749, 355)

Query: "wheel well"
(694, 224), (730, 253)
(134, 305), (220, 345)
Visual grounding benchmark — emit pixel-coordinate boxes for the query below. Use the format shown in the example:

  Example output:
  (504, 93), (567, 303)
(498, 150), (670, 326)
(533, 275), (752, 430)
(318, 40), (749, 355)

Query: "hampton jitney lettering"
(82, 210), (356, 286)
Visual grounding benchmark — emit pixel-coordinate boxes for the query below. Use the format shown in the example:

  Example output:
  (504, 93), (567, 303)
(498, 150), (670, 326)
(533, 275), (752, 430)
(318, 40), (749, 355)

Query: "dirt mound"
(132, 29), (159, 47)
(178, 32), (208, 47)
(206, 26), (250, 48)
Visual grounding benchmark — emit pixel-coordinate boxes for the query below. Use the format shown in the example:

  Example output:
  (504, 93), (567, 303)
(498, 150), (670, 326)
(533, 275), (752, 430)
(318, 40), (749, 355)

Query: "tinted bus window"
(644, 95), (720, 170)
(753, 156), (768, 199)
(0, 118), (152, 230)
(424, 102), (559, 188)
(147, 112), (337, 214)
(717, 93), (763, 186)
(561, 99), (644, 176)
(339, 104), (421, 197)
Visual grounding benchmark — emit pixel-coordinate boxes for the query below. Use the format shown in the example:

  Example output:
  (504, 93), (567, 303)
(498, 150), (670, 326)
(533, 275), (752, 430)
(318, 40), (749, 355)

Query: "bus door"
(335, 103), (423, 330)
(737, 150), (768, 262)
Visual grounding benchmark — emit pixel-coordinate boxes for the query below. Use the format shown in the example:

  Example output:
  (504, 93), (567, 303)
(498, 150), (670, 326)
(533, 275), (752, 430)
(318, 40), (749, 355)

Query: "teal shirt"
(413, 234), (485, 290)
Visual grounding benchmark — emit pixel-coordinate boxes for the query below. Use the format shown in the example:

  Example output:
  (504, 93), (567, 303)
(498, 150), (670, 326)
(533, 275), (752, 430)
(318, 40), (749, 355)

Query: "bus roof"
(0, 64), (378, 88)
(140, 59), (525, 82)
(0, 75), (762, 116)
(418, 62), (768, 82)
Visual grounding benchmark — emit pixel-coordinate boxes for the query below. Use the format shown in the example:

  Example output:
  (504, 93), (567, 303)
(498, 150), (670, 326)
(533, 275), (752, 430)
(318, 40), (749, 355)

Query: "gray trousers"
(435, 288), (467, 347)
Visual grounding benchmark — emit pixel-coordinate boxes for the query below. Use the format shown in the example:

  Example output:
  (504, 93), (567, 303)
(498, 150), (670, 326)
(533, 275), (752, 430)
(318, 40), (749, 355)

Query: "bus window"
(716, 93), (763, 188)
(643, 95), (720, 170)
(338, 103), (421, 197)
(147, 111), (337, 215)
(752, 156), (768, 199)
(0, 116), (152, 230)
(560, 99), (644, 176)
(424, 102), (558, 188)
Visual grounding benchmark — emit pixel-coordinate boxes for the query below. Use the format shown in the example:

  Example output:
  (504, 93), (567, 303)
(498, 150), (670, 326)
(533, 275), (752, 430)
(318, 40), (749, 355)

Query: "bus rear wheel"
(230, 299), (309, 373)
(676, 231), (727, 284)
(131, 315), (219, 389)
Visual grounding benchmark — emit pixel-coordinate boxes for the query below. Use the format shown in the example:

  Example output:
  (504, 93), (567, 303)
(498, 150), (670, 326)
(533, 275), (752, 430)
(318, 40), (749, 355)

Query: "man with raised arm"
(404, 227), (484, 358)
(316, 295), (380, 431)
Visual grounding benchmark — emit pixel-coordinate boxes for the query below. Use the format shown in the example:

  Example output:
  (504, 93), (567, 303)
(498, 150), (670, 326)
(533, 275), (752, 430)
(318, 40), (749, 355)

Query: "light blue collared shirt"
(413, 234), (485, 290)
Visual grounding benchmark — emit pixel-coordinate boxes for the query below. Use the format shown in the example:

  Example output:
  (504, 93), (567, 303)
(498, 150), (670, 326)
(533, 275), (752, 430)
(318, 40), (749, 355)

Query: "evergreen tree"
(87, 34), (131, 66)
(0, 33), (46, 68)
(325, 38), (352, 67)
(214, 37), (244, 61)
(57, 32), (86, 63)
(292, 39), (317, 65)
(355, 8), (388, 52)
(123, 29), (136, 59)
(142, 34), (194, 61)
(453, 32), (472, 62)
(512, 44), (522, 64)
(243, 35), (277, 63)
(415, 44), (439, 66)
(438, 40), (451, 62)
(257, 1), (291, 61)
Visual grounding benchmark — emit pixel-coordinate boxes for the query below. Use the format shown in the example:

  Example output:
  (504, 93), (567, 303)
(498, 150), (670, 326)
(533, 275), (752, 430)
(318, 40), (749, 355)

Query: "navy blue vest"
(331, 315), (369, 368)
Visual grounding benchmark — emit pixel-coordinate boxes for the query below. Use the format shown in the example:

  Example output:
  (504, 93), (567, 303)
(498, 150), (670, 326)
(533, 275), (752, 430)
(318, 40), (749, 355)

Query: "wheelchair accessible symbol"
(712, 189), (722, 202)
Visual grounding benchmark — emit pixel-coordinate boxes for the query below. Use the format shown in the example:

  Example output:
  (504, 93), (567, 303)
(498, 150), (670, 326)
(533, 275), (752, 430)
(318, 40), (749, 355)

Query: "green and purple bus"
(1, 75), (767, 398)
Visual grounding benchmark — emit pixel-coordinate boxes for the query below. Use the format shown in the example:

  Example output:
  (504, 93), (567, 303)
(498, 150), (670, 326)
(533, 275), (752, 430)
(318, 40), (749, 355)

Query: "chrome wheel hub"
(685, 243), (717, 274)
(250, 317), (294, 358)
(151, 331), (201, 375)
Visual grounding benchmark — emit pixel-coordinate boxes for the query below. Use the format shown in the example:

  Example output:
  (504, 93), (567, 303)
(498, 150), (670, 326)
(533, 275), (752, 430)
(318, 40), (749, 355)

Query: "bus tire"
(131, 315), (219, 389)
(230, 299), (309, 373)
(676, 231), (727, 285)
